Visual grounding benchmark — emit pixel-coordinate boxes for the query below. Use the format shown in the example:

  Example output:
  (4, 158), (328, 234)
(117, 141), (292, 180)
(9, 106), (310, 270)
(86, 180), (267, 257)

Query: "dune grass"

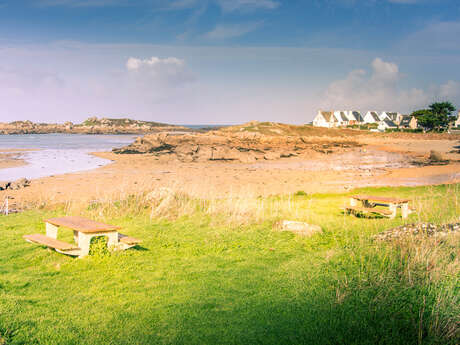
(0, 184), (459, 344)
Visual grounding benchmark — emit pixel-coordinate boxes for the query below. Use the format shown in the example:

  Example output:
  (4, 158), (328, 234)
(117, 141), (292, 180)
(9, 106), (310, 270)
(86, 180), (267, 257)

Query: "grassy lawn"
(0, 184), (459, 345)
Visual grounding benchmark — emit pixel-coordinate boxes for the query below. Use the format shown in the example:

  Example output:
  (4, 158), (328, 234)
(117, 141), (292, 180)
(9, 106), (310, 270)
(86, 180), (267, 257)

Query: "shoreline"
(1, 143), (459, 207)
(0, 151), (29, 170)
(0, 131), (458, 206)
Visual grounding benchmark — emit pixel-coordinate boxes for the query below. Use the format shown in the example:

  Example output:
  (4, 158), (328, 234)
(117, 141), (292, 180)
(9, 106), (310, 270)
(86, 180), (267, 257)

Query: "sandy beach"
(1, 134), (459, 208)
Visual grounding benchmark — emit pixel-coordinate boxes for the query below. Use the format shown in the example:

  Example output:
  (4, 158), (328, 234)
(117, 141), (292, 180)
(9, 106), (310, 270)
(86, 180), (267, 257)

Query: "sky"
(0, 0), (459, 124)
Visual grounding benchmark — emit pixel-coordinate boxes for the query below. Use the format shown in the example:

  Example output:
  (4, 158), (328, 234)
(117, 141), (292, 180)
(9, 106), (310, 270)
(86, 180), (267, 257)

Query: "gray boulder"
(275, 220), (322, 237)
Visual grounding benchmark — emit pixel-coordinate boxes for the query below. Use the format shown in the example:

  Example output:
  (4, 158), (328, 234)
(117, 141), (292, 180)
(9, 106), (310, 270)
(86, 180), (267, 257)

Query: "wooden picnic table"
(345, 195), (411, 219)
(24, 216), (141, 258)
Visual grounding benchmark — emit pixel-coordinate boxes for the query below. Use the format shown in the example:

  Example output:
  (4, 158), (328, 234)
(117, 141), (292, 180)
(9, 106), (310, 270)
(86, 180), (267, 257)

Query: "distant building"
(381, 112), (403, 125)
(398, 115), (418, 129)
(363, 111), (381, 123)
(455, 111), (460, 128)
(312, 110), (337, 128)
(333, 111), (349, 126)
(378, 118), (398, 131)
(344, 111), (363, 124)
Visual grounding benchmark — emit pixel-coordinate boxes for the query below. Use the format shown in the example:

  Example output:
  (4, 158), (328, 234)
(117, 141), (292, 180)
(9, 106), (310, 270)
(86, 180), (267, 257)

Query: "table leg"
(106, 231), (119, 249)
(77, 232), (119, 257)
(389, 203), (397, 219)
(77, 232), (91, 257)
(45, 222), (59, 239)
(401, 203), (409, 218)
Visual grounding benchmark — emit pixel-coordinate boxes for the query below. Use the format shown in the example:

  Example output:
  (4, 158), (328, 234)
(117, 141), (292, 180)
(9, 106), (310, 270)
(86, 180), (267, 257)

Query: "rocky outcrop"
(0, 117), (191, 135)
(113, 131), (359, 162)
(374, 222), (460, 241)
(0, 178), (30, 191)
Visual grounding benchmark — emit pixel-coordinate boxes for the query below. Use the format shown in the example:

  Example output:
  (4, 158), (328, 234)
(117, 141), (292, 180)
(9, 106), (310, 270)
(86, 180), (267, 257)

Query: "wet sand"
(0, 151), (28, 169)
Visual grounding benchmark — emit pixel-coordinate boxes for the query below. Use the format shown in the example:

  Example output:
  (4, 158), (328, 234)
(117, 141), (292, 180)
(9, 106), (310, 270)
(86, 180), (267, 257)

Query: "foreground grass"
(0, 184), (459, 345)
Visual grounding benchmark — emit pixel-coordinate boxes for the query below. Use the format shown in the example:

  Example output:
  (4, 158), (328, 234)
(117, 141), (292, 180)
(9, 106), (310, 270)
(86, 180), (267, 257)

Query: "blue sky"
(0, 0), (459, 124)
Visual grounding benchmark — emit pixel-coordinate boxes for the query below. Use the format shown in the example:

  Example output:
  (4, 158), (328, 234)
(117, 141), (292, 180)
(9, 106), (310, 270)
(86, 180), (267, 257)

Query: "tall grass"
(0, 184), (458, 344)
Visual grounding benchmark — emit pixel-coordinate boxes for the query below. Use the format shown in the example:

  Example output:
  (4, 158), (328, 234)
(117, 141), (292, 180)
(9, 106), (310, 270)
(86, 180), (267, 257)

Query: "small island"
(0, 117), (192, 135)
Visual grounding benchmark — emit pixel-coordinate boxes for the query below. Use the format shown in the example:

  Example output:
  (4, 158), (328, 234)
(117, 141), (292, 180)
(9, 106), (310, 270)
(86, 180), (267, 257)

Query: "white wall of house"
(333, 111), (349, 126)
(455, 112), (460, 127)
(378, 119), (398, 132)
(381, 112), (402, 124)
(346, 111), (363, 123)
(409, 117), (418, 129)
(312, 111), (332, 128)
(363, 111), (380, 123)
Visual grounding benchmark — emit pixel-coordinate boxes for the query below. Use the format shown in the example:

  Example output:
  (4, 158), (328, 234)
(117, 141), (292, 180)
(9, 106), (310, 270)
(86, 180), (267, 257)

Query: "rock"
(0, 178), (30, 191)
(264, 152), (281, 160)
(429, 150), (444, 162)
(113, 130), (356, 163)
(275, 220), (322, 237)
(374, 222), (460, 241)
(0, 182), (10, 191)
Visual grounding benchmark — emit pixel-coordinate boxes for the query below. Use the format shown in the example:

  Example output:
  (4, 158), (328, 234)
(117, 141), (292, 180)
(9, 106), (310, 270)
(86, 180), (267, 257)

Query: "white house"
(363, 111), (381, 123)
(378, 118), (398, 131)
(333, 111), (350, 126)
(312, 111), (337, 128)
(381, 112), (402, 125)
(343, 111), (363, 124)
(352, 111), (364, 123)
(399, 115), (418, 129)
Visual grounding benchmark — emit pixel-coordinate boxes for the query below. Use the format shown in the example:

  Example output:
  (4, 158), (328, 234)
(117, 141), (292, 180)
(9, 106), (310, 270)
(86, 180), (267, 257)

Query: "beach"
(1, 132), (459, 207)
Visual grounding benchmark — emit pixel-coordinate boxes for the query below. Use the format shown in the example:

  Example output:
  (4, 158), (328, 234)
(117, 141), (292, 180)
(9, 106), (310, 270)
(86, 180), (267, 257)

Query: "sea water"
(0, 134), (137, 181)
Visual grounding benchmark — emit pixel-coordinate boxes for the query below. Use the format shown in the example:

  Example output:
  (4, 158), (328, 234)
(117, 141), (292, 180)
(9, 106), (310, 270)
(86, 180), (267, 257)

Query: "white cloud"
(398, 21), (460, 53)
(438, 80), (460, 99)
(125, 56), (193, 87)
(319, 57), (460, 113)
(126, 56), (184, 71)
(204, 22), (263, 39)
(371, 57), (399, 84)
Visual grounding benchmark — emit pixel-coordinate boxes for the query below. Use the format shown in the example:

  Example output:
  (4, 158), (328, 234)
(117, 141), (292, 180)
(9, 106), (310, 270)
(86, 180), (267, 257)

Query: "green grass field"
(0, 184), (459, 345)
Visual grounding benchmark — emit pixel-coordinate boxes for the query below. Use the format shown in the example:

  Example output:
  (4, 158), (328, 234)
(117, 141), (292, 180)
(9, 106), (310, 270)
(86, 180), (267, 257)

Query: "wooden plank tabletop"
(351, 195), (410, 203)
(44, 216), (120, 233)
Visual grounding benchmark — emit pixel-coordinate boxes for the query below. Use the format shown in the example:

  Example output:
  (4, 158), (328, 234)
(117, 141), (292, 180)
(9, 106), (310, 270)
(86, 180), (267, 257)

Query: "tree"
(411, 101), (456, 131)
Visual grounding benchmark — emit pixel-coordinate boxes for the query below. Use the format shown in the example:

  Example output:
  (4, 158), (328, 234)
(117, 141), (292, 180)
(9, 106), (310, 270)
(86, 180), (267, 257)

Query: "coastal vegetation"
(0, 184), (458, 344)
(411, 102), (456, 132)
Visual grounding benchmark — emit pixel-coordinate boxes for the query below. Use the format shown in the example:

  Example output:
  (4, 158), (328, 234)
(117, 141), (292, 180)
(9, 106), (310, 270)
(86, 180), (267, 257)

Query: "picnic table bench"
(344, 195), (411, 219)
(24, 216), (141, 258)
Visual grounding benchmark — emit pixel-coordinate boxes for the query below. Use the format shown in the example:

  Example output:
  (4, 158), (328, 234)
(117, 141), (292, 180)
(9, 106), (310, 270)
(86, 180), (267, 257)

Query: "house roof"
(382, 118), (398, 127)
(385, 112), (399, 121)
(352, 111), (363, 122)
(320, 111), (335, 122)
(368, 112), (380, 121)
(338, 112), (348, 121)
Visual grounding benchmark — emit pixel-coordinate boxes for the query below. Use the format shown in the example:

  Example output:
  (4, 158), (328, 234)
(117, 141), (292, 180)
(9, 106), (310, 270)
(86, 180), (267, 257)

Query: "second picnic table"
(345, 195), (411, 219)
(24, 216), (141, 258)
